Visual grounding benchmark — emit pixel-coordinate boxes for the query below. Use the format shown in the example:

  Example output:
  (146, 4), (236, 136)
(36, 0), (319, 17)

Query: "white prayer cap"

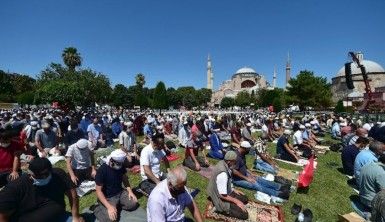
(284, 129), (292, 135)
(305, 123), (311, 128)
(30, 121), (38, 126)
(340, 122), (347, 127)
(76, 139), (91, 149)
(240, 141), (251, 149)
(108, 149), (126, 163)
(246, 122), (252, 127)
(299, 125), (306, 129)
(156, 125), (163, 130)
(124, 121), (133, 127)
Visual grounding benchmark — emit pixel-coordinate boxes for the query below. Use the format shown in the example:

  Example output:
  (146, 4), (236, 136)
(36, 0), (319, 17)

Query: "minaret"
(273, 66), (277, 88)
(207, 54), (213, 90)
(285, 52), (291, 88)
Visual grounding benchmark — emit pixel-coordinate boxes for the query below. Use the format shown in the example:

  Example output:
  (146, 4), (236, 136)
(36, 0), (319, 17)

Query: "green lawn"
(57, 134), (355, 221)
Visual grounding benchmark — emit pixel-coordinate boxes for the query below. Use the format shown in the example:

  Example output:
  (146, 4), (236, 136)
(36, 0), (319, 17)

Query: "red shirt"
(0, 140), (23, 173)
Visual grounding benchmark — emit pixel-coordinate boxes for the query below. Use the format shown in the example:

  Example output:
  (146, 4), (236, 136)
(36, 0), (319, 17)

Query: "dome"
(336, 60), (385, 77)
(236, 67), (257, 74)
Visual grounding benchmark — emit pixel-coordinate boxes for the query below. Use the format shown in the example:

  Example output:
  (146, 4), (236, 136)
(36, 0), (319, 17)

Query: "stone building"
(211, 67), (268, 105)
(331, 53), (385, 103)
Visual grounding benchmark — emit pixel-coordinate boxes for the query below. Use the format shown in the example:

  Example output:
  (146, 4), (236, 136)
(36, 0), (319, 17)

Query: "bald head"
(167, 165), (187, 187)
(356, 128), (368, 137)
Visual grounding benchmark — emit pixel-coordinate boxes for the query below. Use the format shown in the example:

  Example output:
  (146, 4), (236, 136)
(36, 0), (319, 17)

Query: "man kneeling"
(207, 151), (249, 220)
(147, 166), (203, 222)
(94, 149), (138, 222)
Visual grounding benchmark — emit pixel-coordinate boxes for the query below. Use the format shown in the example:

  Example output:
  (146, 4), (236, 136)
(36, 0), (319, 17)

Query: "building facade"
(331, 53), (385, 103)
(211, 67), (268, 105)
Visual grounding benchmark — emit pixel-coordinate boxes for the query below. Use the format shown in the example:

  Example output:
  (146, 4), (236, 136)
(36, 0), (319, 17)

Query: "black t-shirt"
(95, 163), (127, 198)
(233, 150), (248, 181)
(0, 168), (74, 222)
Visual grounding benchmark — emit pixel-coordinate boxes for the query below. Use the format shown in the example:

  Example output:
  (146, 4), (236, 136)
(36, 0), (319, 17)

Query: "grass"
(57, 134), (355, 221)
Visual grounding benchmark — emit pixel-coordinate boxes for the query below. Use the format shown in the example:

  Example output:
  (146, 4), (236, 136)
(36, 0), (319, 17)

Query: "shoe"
(291, 203), (302, 215)
(303, 208), (313, 222)
(277, 191), (290, 200)
(190, 188), (200, 198)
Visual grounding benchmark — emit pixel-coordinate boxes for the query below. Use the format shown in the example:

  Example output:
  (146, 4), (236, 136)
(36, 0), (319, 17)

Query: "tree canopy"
(62, 47), (82, 72)
(153, 81), (168, 110)
(286, 70), (333, 110)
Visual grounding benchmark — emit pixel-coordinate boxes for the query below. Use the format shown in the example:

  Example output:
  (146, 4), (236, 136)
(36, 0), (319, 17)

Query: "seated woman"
(207, 151), (249, 220)
(208, 126), (225, 160)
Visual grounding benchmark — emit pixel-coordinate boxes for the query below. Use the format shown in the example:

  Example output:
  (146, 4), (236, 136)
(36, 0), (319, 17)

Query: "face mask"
(0, 143), (10, 148)
(169, 184), (186, 197)
(110, 161), (123, 170)
(32, 174), (52, 186)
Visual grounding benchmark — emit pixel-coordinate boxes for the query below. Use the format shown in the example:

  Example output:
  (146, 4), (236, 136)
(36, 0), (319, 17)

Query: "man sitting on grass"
(276, 129), (300, 163)
(341, 137), (369, 176)
(232, 142), (290, 199)
(0, 157), (83, 222)
(208, 126), (225, 160)
(147, 166), (203, 222)
(94, 149), (138, 222)
(183, 135), (209, 171)
(0, 128), (23, 187)
(139, 133), (170, 195)
(207, 151), (249, 220)
(354, 141), (385, 184)
(65, 138), (96, 186)
(358, 154), (385, 209)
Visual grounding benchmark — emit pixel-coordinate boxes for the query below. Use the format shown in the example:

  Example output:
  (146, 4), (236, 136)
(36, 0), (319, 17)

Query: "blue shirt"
(302, 130), (310, 140)
(276, 136), (290, 157)
(209, 133), (223, 153)
(341, 144), (360, 176)
(331, 122), (341, 138)
(80, 118), (91, 134)
(111, 122), (122, 137)
(354, 149), (378, 183)
(87, 123), (101, 141)
(143, 124), (153, 138)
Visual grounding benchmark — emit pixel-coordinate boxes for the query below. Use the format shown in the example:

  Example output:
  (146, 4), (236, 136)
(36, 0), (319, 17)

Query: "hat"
(224, 151), (237, 161)
(246, 122), (252, 127)
(41, 120), (50, 128)
(183, 121), (188, 125)
(299, 125), (305, 129)
(76, 139), (90, 149)
(156, 125), (163, 130)
(107, 149), (126, 163)
(240, 141), (251, 149)
(30, 121), (38, 126)
(310, 121), (316, 125)
(305, 123), (311, 128)
(340, 122), (347, 127)
(284, 129), (292, 135)
(125, 122), (133, 127)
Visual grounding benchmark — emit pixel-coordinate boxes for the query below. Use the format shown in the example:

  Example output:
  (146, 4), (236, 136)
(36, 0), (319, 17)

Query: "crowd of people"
(0, 107), (384, 221)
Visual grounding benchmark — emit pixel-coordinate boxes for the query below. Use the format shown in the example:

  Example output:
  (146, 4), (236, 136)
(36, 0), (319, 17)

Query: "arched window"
(241, 80), (256, 88)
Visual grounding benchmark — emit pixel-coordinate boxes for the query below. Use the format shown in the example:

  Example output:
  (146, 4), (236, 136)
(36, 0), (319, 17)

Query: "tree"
(220, 97), (235, 108)
(112, 84), (129, 107)
(195, 88), (212, 107)
(235, 91), (253, 107)
(153, 81), (168, 111)
(167, 87), (180, 108)
(257, 88), (286, 108)
(286, 70), (333, 110)
(177, 87), (198, 109)
(62, 47), (82, 72)
(35, 63), (112, 108)
(334, 100), (345, 113)
(135, 73), (146, 88)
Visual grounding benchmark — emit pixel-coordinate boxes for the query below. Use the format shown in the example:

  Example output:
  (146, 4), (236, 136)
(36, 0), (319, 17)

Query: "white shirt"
(140, 144), (166, 181)
(216, 172), (233, 195)
(147, 180), (193, 222)
(65, 142), (93, 170)
(293, 130), (303, 145)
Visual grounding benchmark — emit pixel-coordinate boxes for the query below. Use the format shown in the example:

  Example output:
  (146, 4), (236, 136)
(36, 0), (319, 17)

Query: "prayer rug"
(166, 153), (180, 162)
(204, 201), (284, 222)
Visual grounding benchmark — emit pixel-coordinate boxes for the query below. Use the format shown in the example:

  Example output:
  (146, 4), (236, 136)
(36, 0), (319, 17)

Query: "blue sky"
(1, 0), (384, 89)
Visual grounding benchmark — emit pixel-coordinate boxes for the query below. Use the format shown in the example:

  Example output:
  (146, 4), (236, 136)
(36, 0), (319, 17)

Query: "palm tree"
(135, 73), (146, 88)
(62, 47), (82, 72)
